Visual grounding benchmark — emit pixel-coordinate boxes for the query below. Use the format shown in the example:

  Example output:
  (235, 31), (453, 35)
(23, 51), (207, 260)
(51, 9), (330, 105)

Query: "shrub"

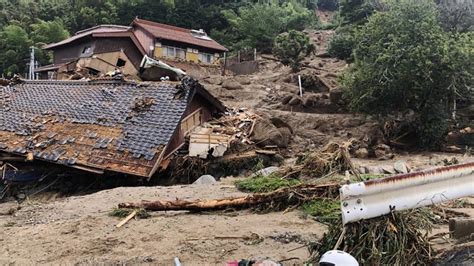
(273, 30), (316, 72)
(343, 0), (472, 148)
(327, 28), (356, 61)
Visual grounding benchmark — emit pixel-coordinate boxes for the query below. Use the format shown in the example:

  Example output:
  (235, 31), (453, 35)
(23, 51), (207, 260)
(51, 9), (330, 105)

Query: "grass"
(235, 173), (301, 193)
(301, 198), (340, 222)
(109, 208), (150, 219)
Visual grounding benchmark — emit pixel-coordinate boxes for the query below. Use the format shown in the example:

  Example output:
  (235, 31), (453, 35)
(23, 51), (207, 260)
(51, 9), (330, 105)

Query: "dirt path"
(0, 179), (325, 265)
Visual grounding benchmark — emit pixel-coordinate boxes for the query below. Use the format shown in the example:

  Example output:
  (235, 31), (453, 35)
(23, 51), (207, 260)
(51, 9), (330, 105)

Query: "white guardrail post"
(340, 162), (474, 225)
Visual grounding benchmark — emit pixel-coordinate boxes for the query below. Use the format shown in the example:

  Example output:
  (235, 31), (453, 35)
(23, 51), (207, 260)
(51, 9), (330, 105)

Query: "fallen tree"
(118, 183), (339, 211)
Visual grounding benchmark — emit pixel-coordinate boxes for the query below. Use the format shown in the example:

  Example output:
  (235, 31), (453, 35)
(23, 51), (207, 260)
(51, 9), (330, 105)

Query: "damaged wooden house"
(0, 78), (225, 178)
(35, 25), (147, 80)
(35, 19), (228, 80)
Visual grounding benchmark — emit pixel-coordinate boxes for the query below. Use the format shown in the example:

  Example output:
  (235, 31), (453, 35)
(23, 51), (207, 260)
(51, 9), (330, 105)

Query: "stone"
(253, 166), (279, 177)
(354, 148), (369, 159)
(281, 95), (293, 105)
(193, 175), (216, 185)
(205, 76), (222, 85)
(358, 166), (367, 174)
(251, 118), (290, 148)
(449, 218), (474, 239)
(302, 96), (317, 107)
(381, 165), (396, 175)
(237, 77), (251, 85)
(288, 96), (302, 106)
(393, 160), (408, 174)
(222, 80), (243, 90)
(329, 89), (343, 104)
(366, 166), (383, 174)
(277, 127), (292, 148)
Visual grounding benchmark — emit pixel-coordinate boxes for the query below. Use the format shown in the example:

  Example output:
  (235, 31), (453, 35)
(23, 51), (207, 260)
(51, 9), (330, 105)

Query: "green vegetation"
(327, 27), (356, 60)
(235, 173), (300, 193)
(273, 30), (316, 72)
(213, 2), (315, 53)
(0, 0), (319, 77)
(341, 0), (473, 148)
(109, 208), (150, 219)
(301, 198), (339, 222)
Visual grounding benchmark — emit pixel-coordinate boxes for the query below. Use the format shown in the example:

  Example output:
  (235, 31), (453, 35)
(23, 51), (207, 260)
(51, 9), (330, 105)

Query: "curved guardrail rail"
(340, 161), (474, 224)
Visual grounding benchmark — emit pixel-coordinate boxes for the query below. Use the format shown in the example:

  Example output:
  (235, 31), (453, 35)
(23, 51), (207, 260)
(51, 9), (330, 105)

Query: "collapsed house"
(35, 25), (147, 80)
(0, 78), (225, 178)
(34, 19), (228, 81)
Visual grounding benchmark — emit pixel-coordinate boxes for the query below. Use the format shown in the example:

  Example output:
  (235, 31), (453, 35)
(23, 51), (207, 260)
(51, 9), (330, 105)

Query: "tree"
(214, 2), (314, 52)
(273, 30), (315, 72)
(343, 0), (472, 148)
(30, 20), (70, 66)
(0, 25), (30, 77)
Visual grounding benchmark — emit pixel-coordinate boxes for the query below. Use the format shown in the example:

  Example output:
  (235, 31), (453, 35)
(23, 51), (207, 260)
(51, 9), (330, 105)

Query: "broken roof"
(132, 18), (228, 52)
(0, 78), (224, 177)
(43, 25), (146, 55)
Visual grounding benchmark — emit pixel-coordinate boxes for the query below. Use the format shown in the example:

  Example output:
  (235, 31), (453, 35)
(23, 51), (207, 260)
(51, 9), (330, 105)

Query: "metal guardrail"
(340, 162), (474, 224)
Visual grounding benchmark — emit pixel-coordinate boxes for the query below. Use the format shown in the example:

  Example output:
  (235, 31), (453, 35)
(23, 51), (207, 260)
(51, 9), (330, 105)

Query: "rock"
(193, 175), (216, 185)
(277, 127), (292, 148)
(449, 218), (474, 239)
(302, 95), (319, 107)
(366, 166), (383, 174)
(222, 80), (243, 90)
(381, 165), (396, 175)
(358, 166), (367, 174)
(204, 76), (222, 85)
(253, 166), (279, 177)
(329, 89), (343, 104)
(237, 77), (251, 85)
(251, 118), (290, 148)
(393, 160), (408, 174)
(354, 148), (369, 159)
(281, 95), (293, 105)
(288, 96), (302, 106)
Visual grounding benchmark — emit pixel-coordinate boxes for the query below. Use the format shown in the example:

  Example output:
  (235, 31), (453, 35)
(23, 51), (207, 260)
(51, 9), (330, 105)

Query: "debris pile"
(315, 209), (434, 265)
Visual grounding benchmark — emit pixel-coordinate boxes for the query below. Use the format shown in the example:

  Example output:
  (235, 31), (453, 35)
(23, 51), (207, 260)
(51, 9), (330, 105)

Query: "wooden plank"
(116, 210), (137, 228)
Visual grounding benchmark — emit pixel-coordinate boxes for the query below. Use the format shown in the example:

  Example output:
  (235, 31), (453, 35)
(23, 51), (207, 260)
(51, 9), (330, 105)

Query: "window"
(116, 58), (126, 67)
(81, 46), (91, 55)
(198, 52), (213, 64)
(162, 45), (186, 60)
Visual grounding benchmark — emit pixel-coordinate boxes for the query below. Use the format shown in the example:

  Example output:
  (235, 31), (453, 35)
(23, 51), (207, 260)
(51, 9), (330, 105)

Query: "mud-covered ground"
(0, 179), (325, 264)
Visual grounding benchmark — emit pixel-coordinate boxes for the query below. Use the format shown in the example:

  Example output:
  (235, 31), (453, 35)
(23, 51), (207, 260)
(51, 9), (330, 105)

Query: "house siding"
(133, 25), (154, 56)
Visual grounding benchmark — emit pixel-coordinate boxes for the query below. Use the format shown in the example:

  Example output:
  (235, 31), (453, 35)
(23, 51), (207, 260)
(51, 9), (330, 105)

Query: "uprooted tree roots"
(314, 208), (434, 265)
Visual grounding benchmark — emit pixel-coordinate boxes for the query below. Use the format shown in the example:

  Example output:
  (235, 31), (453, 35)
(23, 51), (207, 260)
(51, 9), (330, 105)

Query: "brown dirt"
(0, 179), (325, 265)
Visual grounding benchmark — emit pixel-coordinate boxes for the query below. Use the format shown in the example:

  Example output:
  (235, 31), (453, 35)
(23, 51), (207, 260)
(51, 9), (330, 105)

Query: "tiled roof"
(132, 18), (228, 52)
(0, 78), (207, 177)
(44, 25), (130, 49)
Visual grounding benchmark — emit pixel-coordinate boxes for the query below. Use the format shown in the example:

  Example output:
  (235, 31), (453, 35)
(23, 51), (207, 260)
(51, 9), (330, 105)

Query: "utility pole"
(28, 46), (35, 80)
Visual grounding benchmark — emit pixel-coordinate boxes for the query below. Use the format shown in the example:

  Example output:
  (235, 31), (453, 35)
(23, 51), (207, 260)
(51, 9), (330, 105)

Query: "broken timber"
(118, 183), (339, 211)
